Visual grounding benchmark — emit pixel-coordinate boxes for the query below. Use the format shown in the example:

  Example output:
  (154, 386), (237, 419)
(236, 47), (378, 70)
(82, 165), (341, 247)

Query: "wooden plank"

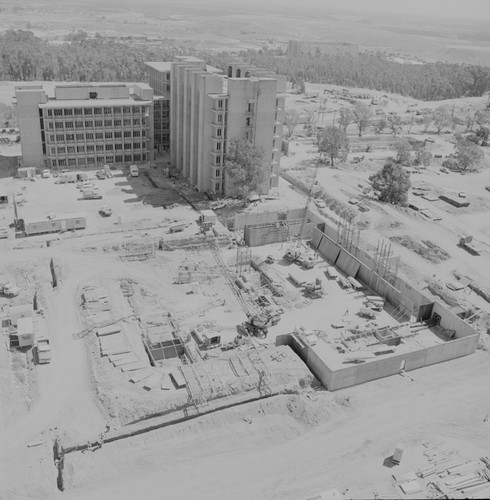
(120, 361), (147, 372)
(170, 368), (186, 388)
(112, 356), (139, 367)
(129, 369), (154, 383)
(161, 372), (172, 390)
(109, 353), (135, 363)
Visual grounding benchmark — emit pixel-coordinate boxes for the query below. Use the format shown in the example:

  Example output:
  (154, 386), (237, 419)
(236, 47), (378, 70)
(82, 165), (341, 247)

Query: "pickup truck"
(36, 338), (51, 364)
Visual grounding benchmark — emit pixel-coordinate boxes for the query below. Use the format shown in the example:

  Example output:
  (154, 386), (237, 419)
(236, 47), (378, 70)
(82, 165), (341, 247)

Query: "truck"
(59, 172), (77, 183)
(36, 337), (51, 364)
(129, 164), (139, 177)
(83, 190), (102, 200)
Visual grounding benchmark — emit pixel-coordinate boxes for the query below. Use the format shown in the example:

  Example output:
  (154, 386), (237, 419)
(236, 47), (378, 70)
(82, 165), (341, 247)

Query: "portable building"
(15, 317), (35, 347)
(23, 212), (87, 236)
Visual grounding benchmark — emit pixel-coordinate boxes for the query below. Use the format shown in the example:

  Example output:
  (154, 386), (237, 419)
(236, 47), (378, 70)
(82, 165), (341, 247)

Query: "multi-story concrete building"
(287, 40), (359, 59)
(169, 56), (285, 196)
(15, 83), (154, 170)
(145, 62), (171, 154)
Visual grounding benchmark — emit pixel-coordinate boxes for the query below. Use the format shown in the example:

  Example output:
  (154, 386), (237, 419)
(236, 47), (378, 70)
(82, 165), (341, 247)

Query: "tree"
(352, 102), (372, 137)
(375, 117), (387, 135)
(476, 126), (490, 145)
(387, 114), (402, 135)
(395, 139), (412, 166)
(414, 146), (432, 167)
(303, 110), (316, 137)
(338, 107), (354, 132)
(224, 138), (266, 202)
(432, 106), (451, 134)
(420, 112), (433, 133)
(454, 134), (484, 171)
(317, 126), (349, 166)
(283, 109), (300, 140)
(369, 161), (411, 206)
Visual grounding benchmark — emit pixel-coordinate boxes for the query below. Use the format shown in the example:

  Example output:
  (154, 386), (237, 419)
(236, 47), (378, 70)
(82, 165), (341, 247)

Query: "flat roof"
(145, 61), (172, 72)
(23, 212), (87, 224)
(17, 316), (34, 335)
(39, 98), (152, 109)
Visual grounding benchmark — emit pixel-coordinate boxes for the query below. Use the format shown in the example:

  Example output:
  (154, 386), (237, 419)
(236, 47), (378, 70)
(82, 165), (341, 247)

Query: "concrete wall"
(244, 220), (313, 247)
(15, 88), (47, 167)
(432, 301), (477, 339)
(54, 85), (129, 100)
(233, 208), (307, 231)
(278, 332), (479, 391)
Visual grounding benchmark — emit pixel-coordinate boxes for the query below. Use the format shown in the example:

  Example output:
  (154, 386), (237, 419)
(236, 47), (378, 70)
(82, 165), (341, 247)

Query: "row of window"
(46, 131), (146, 143)
(50, 153), (147, 168)
(45, 106), (148, 117)
(49, 142), (145, 155)
(45, 118), (147, 130)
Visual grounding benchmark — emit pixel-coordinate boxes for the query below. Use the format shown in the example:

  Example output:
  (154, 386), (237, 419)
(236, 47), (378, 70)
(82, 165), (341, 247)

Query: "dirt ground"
(1, 83), (490, 500)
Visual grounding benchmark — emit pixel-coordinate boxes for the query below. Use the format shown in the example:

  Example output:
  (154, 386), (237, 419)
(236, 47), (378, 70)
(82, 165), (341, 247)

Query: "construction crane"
(284, 155), (322, 263)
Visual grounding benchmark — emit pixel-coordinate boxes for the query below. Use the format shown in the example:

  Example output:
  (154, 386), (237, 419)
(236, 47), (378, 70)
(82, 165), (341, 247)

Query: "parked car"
(314, 199), (326, 209)
(42, 169), (51, 178)
(210, 200), (226, 210)
(0, 226), (8, 239)
(99, 205), (113, 217)
(83, 190), (102, 200)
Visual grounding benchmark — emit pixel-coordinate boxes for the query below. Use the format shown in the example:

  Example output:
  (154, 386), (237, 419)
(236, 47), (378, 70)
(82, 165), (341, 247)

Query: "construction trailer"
(22, 212), (87, 236)
(11, 316), (35, 348)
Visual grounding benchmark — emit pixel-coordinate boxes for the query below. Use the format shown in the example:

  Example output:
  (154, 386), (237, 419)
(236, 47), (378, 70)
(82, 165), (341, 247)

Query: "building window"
(104, 120), (113, 127)
(58, 159), (66, 166)
(48, 122), (54, 130)
(217, 128), (222, 137)
(97, 156), (105, 164)
(74, 109), (83, 116)
(49, 134), (55, 142)
(84, 108), (93, 115)
(248, 103), (253, 112)
(106, 144), (113, 151)
(87, 145), (95, 152)
(114, 119), (122, 127)
(166, 84), (170, 92)
(68, 158), (76, 166)
(66, 134), (74, 141)
(113, 107), (121, 114)
(95, 132), (103, 140)
(57, 147), (66, 154)
(94, 107), (102, 115)
(86, 133), (94, 140)
(124, 154), (132, 162)
(133, 118), (140, 126)
(114, 131), (122, 139)
(105, 131), (113, 139)
(103, 107), (112, 115)
(77, 146), (85, 153)
(64, 109), (73, 116)
(89, 92), (97, 99)
(50, 147), (56, 155)
(46, 109), (53, 117)
(123, 118), (131, 126)
(96, 144), (104, 152)
(94, 120), (103, 127)
(78, 158), (86, 165)
(51, 159), (57, 167)
(124, 143), (132, 150)
(218, 99), (223, 109)
(142, 130), (146, 137)
(215, 169), (221, 178)
(134, 142), (141, 149)
(85, 120), (93, 128)
(65, 122), (73, 129)
(54, 109), (63, 116)
(115, 155), (123, 163)
(106, 155), (114, 163)
(246, 117), (251, 126)
(87, 157), (95, 164)
(133, 154), (141, 161)
(55, 122), (64, 129)
(124, 131), (131, 138)
(115, 144), (123, 150)
(133, 130), (140, 137)
(75, 121), (83, 128)
(56, 134), (64, 141)
(216, 142), (222, 151)
(76, 133), (84, 140)
(216, 156), (221, 165)
(67, 146), (75, 154)
(123, 106), (131, 114)
(217, 114), (223, 123)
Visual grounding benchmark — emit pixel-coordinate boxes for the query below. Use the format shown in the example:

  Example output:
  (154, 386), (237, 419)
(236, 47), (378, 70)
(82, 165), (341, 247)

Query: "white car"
(42, 169), (51, 178)
(210, 201), (227, 210)
(314, 199), (326, 209)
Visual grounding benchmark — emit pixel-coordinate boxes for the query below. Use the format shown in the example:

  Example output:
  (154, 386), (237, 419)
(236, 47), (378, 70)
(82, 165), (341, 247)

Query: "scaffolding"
(336, 218), (360, 255)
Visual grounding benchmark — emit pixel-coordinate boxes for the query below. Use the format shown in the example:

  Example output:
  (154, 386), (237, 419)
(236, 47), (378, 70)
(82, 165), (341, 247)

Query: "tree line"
(238, 48), (490, 101)
(0, 30), (184, 82)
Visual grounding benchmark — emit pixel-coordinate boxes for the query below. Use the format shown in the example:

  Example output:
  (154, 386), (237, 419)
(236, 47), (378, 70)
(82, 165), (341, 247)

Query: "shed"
(8, 304), (33, 326)
(16, 317), (35, 347)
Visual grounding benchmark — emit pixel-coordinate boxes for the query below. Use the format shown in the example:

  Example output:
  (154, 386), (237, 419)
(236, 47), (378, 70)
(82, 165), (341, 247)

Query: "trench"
(49, 258), (58, 289)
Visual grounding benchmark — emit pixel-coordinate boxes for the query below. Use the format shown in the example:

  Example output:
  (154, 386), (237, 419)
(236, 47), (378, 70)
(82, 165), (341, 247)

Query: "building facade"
(15, 83), (154, 169)
(145, 62), (171, 153)
(169, 56), (285, 196)
(287, 40), (359, 59)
